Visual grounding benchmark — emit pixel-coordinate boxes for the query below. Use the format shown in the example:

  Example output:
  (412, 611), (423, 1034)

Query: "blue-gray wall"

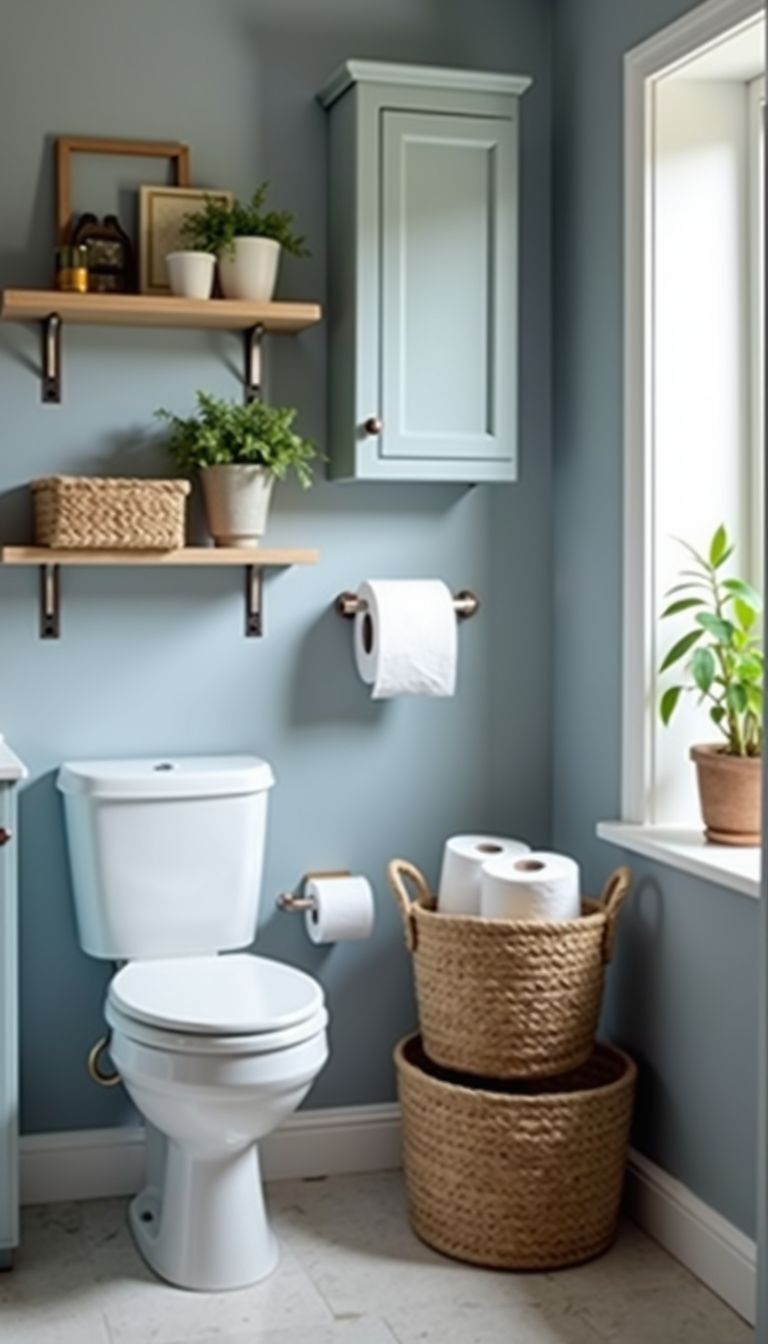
(0, 0), (552, 1132)
(552, 0), (757, 1238)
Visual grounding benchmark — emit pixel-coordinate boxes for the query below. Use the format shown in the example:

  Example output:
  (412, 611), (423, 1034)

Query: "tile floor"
(0, 1171), (754, 1344)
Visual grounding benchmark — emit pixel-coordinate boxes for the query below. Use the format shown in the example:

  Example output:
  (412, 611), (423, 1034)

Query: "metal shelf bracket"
(42, 314), (62, 403)
(245, 565), (264, 637)
(40, 564), (60, 638)
(31, 560), (275, 640)
(244, 323), (265, 403)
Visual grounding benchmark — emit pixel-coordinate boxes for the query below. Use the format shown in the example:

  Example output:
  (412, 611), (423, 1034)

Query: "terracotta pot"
(690, 743), (762, 846)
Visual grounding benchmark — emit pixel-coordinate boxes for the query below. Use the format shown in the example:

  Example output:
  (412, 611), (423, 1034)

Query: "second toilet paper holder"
(276, 870), (351, 914)
(335, 590), (480, 620)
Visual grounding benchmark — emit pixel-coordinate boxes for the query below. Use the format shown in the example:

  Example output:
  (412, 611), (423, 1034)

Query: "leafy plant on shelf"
(180, 184), (309, 258)
(156, 391), (321, 488)
(658, 525), (763, 757)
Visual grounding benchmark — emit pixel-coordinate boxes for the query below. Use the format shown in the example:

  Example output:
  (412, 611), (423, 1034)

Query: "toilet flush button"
(153, 762), (175, 772)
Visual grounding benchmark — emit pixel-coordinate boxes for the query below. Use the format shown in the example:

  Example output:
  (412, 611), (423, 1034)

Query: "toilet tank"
(57, 756), (274, 960)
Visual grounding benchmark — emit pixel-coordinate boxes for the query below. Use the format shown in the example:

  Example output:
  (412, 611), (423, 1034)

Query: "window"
(600, 1), (765, 895)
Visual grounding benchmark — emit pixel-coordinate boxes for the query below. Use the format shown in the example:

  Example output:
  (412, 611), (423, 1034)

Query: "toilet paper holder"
(335, 590), (480, 620)
(276, 870), (351, 913)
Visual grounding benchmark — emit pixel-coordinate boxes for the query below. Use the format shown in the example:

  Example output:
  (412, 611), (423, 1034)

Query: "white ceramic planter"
(218, 237), (281, 301)
(200, 465), (275, 547)
(166, 251), (216, 300)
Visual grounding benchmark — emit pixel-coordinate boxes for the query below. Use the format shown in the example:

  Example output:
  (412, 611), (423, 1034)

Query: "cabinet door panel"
(0, 784), (18, 1262)
(380, 111), (516, 466)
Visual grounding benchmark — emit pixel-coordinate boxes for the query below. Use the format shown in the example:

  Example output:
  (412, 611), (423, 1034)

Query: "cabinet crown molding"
(318, 59), (532, 109)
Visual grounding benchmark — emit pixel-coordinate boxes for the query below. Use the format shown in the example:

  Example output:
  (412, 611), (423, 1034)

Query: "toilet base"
(130, 1139), (279, 1291)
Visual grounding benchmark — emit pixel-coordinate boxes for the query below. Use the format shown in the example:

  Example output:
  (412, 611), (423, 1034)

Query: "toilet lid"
(109, 954), (324, 1035)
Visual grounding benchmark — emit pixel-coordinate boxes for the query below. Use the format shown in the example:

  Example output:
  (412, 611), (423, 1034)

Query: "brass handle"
(364, 416), (383, 435)
(87, 1035), (121, 1088)
(0, 828), (11, 846)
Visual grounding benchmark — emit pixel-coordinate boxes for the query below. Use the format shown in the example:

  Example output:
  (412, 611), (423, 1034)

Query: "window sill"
(596, 822), (760, 900)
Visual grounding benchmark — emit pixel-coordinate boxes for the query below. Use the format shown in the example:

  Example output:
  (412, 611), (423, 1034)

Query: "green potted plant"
(180, 184), (309, 302)
(157, 391), (320, 547)
(658, 524), (763, 845)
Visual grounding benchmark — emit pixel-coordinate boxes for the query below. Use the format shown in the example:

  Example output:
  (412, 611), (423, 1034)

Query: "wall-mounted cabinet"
(319, 61), (531, 483)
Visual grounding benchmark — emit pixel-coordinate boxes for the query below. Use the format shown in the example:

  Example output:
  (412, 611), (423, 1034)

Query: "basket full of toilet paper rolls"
(387, 837), (630, 1079)
(388, 836), (636, 1271)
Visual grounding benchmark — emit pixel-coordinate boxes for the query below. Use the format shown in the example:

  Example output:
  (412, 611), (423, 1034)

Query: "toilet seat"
(107, 954), (325, 1042)
(106, 999), (329, 1056)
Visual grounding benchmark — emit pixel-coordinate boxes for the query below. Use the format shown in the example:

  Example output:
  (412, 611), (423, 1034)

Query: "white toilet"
(57, 755), (328, 1293)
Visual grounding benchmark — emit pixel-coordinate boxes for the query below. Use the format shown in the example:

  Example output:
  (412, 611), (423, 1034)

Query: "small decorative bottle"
(55, 244), (89, 293)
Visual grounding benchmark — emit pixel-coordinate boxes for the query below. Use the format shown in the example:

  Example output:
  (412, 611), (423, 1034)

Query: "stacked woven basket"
(388, 856), (636, 1271)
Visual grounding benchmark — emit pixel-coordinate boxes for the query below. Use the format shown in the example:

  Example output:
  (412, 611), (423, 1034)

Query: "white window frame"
(600, 0), (765, 897)
(622, 0), (764, 820)
(749, 73), (765, 586)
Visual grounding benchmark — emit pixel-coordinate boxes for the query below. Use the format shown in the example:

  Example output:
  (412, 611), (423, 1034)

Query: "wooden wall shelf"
(0, 290), (322, 402)
(0, 290), (321, 332)
(1, 546), (319, 639)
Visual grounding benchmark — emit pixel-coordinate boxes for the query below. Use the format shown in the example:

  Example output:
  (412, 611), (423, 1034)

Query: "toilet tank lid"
(57, 755), (275, 800)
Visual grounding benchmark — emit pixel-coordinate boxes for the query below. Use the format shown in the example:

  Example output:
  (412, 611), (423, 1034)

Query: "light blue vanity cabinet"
(0, 739), (26, 1269)
(319, 61), (532, 483)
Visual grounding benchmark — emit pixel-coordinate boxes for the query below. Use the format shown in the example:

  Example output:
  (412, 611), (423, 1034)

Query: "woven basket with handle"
(396, 1034), (636, 1270)
(32, 476), (190, 550)
(388, 859), (630, 1079)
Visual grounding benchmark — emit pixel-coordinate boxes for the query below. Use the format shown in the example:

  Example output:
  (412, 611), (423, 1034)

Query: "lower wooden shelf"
(0, 546), (319, 638)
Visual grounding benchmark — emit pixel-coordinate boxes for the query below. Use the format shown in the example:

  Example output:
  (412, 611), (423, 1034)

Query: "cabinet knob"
(364, 416), (383, 436)
(0, 828), (11, 846)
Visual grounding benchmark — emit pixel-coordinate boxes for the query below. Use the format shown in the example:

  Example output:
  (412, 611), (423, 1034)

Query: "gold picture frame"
(138, 186), (233, 295)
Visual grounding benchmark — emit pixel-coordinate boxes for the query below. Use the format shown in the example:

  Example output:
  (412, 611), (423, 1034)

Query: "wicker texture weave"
(32, 476), (190, 550)
(396, 1035), (636, 1270)
(388, 860), (630, 1079)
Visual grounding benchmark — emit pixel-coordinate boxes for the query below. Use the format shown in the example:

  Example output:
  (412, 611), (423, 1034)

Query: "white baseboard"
(625, 1148), (757, 1326)
(19, 1103), (402, 1207)
(20, 1115), (756, 1327)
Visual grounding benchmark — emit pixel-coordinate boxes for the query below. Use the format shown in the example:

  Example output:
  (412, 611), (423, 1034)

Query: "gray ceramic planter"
(199, 465), (274, 547)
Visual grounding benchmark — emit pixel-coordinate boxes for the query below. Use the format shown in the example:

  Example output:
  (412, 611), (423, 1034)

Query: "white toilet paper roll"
(480, 852), (581, 922)
(438, 834), (531, 916)
(354, 579), (458, 699)
(305, 875), (375, 944)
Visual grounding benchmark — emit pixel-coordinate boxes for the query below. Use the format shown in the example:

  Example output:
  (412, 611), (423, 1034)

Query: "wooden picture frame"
(138, 186), (233, 295)
(55, 135), (190, 244)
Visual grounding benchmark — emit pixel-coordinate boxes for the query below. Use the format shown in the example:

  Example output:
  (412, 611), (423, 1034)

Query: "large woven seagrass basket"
(396, 1034), (636, 1270)
(32, 476), (190, 550)
(387, 859), (630, 1079)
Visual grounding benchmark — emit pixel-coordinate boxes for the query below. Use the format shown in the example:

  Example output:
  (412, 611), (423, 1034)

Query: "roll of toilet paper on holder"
(354, 579), (458, 699)
(438, 834), (531, 916)
(480, 852), (581, 922)
(305, 874), (375, 944)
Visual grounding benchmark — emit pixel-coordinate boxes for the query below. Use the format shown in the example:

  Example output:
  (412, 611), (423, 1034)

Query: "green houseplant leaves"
(180, 184), (309, 259)
(156, 392), (321, 489)
(658, 526), (763, 757)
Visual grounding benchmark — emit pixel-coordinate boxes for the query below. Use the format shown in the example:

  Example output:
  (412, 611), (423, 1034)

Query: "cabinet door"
(379, 111), (518, 477)
(0, 784), (17, 1266)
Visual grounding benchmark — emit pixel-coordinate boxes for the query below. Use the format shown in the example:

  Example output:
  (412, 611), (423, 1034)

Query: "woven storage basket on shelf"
(31, 477), (190, 550)
(388, 859), (630, 1079)
(396, 1034), (636, 1270)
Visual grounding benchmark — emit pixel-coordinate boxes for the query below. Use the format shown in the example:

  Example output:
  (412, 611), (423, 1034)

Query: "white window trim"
(600, 0), (765, 892)
(749, 73), (765, 587)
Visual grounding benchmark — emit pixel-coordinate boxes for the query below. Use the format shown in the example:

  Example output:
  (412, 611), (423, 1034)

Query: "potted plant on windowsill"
(180, 184), (309, 302)
(156, 391), (320, 547)
(659, 525), (763, 846)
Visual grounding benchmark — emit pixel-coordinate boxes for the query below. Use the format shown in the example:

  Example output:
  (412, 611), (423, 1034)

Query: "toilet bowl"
(57, 755), (329, 1292)
(106, 956), (328, 1291)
